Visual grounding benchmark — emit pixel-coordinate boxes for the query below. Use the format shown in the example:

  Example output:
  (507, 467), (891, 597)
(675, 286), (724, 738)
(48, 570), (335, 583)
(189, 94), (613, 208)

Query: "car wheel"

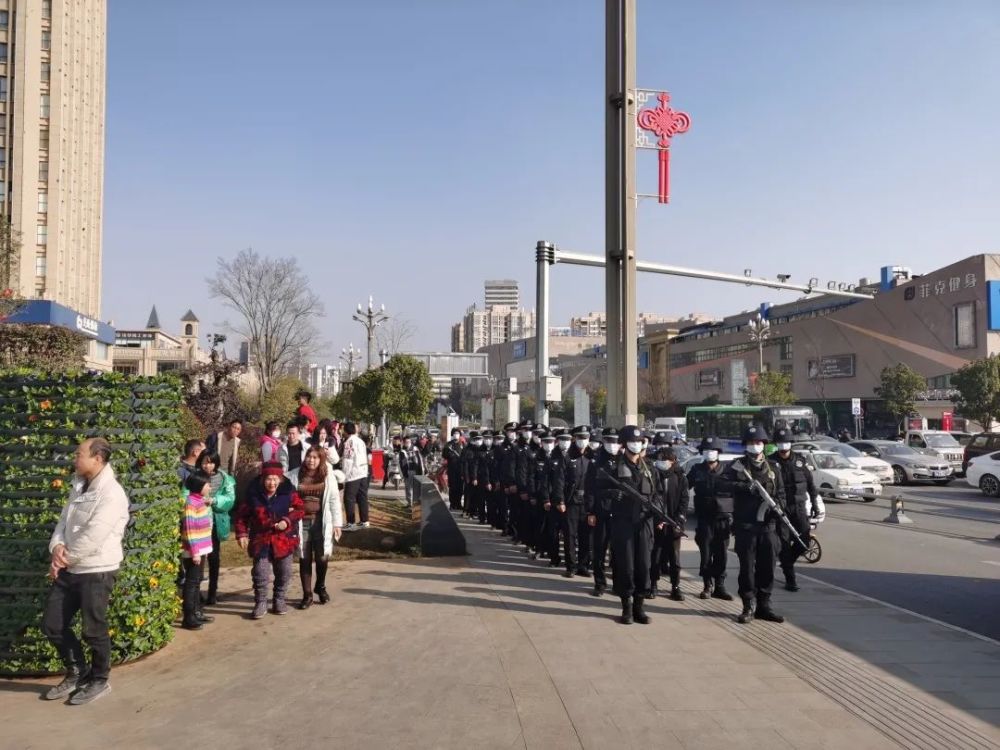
(891, 465), (907, 486)
(979, 474), (1000, 497)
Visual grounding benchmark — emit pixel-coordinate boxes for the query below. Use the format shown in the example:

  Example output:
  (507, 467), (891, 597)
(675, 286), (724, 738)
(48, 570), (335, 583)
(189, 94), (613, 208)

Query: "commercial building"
(455, 303), (535, 353)
(667, 255), (1000, 434)
(111, 307), (209, 376)
(4, 0), (106, 318)
(484, 279), (518, 310)
(570, 311), (701, 338)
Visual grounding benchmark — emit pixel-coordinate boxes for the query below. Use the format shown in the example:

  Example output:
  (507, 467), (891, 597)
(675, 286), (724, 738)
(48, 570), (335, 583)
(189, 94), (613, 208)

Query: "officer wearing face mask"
(496, 422), (520, 536)
(584, 427), (620, 596)
(477, 430), (496, 525)
(562, 425), (592, 577)
(443, 428), (465, 513)
(461, 431), (483, 520)
(545, 429), (576, 575)
(771, 427), (821, 592)
(532, 430), (564, 561)
(723, 424), (785, 625)
(605, 425), (658, 625)
(687, 436), (733, 601)
(513, 421), (535, 548)
(649, 441), (688, 601)
(586, 429), (602, 458)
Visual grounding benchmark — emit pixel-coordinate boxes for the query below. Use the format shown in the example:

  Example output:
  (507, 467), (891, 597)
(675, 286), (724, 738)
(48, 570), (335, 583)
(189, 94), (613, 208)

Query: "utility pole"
(353, 295), (389, 370)
(605, 0), (638, 427)
(747, 313), (771, 373)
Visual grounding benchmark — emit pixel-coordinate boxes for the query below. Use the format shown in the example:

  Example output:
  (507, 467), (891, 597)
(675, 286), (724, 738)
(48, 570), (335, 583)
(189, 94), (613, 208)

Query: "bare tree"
(208, 249), (323, 397)
(377, 316), (417, 356)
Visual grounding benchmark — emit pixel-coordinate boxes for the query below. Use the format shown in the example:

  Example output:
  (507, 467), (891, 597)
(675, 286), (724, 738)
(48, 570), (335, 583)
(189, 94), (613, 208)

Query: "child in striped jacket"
(181, 472), (214, 630)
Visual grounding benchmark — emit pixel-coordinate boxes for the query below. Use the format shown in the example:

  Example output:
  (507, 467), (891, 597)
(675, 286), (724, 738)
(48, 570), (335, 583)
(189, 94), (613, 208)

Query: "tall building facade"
(461, 304), (535, 352)
(484, 279), (518, 310)
(4, 0), (106, 317)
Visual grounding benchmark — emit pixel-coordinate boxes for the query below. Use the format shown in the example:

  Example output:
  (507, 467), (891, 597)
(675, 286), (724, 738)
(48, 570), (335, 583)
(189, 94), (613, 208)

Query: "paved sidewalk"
(2, 499), (999, 749)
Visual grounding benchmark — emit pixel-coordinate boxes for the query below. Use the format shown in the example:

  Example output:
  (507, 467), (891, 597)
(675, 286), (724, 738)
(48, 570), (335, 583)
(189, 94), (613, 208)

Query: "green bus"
(685, 405), (819, 452)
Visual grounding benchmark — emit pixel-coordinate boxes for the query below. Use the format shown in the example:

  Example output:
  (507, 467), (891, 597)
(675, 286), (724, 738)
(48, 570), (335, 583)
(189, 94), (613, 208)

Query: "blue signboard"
(513, 340), (527, 359)
(989, 281), (1000, 331)
(4, 300), (115, 344)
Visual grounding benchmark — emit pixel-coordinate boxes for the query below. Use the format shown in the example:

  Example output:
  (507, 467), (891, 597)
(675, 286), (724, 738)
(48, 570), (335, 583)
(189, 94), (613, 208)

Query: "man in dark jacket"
(442, 428), (465, 512)
(495, 422), (519, 535)
(771, 428), (821, 592)
(688, 436), (733, 600)
(460, 431), (482, 519)
(722, 424), (785, 624)
(561, 425), (591, 577)
(585, 427), (620, 596)
(513, 421), (536, 547)
(478, 430), (497, 525)
(531, 430), (564, 560)
(649, 441), (688, 600)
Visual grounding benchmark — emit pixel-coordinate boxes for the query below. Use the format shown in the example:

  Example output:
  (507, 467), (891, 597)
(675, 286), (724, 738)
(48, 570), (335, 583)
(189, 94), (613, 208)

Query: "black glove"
(607, 490), (624, 504)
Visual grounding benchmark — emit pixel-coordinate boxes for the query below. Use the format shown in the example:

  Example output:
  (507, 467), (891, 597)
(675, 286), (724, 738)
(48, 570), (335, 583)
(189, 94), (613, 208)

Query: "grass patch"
(219, 495), (421, 568)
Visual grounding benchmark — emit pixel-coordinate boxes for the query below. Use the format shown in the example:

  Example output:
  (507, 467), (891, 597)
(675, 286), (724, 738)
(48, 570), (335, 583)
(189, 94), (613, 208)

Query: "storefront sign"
(4, 300), (115, 344)
(807, 354), (856, 379)
(697, 368), (721, 388)
(905, 273), (977, 301)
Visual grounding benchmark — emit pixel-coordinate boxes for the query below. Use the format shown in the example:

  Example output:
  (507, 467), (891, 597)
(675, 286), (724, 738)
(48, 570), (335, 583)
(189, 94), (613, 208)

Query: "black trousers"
(181, 557), (203, 625)
(519, 499), (537, 549)
(650, 530), (681, 588)
(206, 526), (221, 599)
(344, 478), (369, 524)
(610, 516), (654, 598)
(576, 511), (592, 571)
(591, 513), (612, 586)
(447, 471), (464, 510)
(778, 506), (812, 575)
(508, 495), (521, 540)
(42, 570), (117, 681)
(695, 515), (732, 583)
(558, 504), (583, 571)
(735, 523), (779, 602)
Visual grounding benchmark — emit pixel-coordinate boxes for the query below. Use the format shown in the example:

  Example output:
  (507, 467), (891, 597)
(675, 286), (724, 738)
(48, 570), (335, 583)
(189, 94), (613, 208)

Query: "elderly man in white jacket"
(42, 437), (130, 706)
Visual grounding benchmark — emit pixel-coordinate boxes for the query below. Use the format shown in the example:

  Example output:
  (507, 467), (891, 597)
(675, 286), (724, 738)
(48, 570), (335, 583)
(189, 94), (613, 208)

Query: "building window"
(0, 79), (7, 102)
(35, 255), (46, 277)
(39, 129), (49, 150)
(35, 282), (45, 298)
(0, 148), (5, 170)
(41, 62), (51, 83)
(36, 224), (48, 246)
(42, 0), (52, 20)
(955, 302), (976, 349)
(39, 161), (48, 181)
(0, 43), (7, 64)
(41, 30), (51, 51)
(40, 94), (50, 118)
(38, 191), (48, 213)
(0, 11), (8, 30)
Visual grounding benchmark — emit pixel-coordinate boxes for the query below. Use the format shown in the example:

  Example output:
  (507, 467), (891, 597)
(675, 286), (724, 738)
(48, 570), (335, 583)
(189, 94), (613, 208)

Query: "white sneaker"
(361, 521), (371, 529)
(343, 523), (358, 532)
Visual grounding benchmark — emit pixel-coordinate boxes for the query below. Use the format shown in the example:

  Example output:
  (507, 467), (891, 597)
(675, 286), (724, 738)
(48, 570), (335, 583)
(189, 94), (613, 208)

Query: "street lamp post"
(746, 313), (771, 374)
(353, 295), (390, 370)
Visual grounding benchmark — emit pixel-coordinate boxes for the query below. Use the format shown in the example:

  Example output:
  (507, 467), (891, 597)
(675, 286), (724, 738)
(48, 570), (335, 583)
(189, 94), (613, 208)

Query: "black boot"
(196, 609), (215, 624)
(669, 586), (684, 602)
(620, 596), (633, 625)
(756, 597), (785, 623)
(699, 577), (713, 599)
(712, 580), (734, 601)
(648, 584), (658, 599)
(632, 595), (650, 624)
(737, 596), (755, 624)
(591, 582), (606, 597)
(783, 567), (799, 592)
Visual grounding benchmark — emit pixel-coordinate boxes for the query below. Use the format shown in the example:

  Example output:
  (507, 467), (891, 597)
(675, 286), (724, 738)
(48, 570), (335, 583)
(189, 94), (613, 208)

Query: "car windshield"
(924, 434), (961, 448)
(881, 444), (917, 457)
(813, 453), (854, 469)
(827, 443), (863, 459)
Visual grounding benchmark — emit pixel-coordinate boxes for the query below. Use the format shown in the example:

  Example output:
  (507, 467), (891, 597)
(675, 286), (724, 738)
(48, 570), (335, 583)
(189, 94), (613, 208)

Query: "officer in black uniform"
(585, 427), (619, 596)
(532, 429), (564, 561)
(605, 425), (660, 625)
(495, 422), (520, 535)
(562, 425), (592, 577)
(479, 430), (497, 525)
(771, 428), (821, 592)
(688, 436), (733, 601)
(545, 430), (573, 569)
(723, 424), (786, 624)
(442, 427), (465, 512)
(649, 441), (688, 600)
(513, 421), (535, 548)
(461, 430), (483, 520)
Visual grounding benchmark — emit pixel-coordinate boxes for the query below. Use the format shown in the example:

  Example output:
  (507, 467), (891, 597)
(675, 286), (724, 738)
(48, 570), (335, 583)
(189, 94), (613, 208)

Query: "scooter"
(384, 454), (403, 490)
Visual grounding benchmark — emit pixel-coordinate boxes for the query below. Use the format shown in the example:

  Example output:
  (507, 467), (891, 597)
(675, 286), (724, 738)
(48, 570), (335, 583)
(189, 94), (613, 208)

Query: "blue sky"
(102, 0), (1000, 360)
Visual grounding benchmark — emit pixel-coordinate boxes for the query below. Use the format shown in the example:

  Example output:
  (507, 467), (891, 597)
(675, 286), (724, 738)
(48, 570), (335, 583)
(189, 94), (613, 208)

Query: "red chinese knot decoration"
(637, 91), (691, 203)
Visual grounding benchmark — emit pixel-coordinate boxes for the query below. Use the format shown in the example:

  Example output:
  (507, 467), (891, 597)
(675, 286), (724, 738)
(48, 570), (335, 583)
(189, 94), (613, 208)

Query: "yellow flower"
(132, 615), (145, 628)
(50, 478), (64, 490)
(39, 400), (52, 411)
(148, 576), (159, 589)
(152, 560), (162, 570)
(108, 629), (116, 638)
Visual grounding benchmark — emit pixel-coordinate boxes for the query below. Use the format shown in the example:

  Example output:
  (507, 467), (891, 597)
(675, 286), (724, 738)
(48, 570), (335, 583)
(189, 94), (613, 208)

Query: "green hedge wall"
(0, 369), (183, 676)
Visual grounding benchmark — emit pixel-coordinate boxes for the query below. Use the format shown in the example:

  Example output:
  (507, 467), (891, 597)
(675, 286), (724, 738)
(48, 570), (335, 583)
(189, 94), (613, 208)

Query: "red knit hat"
(261, 462), (284, 478)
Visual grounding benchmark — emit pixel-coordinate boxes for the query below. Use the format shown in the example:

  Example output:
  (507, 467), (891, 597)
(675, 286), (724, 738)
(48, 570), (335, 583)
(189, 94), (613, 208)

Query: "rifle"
(599, 468), (687, 538)
(739, 467), (807, 550)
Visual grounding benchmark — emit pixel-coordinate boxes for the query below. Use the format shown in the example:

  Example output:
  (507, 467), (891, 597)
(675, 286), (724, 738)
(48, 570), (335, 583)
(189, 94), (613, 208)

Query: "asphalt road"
(799, 479), (1000, 640)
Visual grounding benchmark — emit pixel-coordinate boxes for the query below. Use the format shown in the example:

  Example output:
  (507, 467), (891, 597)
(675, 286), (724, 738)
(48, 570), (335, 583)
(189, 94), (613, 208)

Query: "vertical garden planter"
(0, 370), (183, 675)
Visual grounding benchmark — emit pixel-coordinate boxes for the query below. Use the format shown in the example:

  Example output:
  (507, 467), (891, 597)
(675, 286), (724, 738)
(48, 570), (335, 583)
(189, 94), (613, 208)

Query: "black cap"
(503, 422), (519, 431)
(742, 424), (770, 443)
(572, 425), (591, 437)
(773, 427), (792, 443)
(553, 428), (570, 438)
(653, 432), (673, 447)
(601, 427), (619, 439)
(618, 425), (642, 442)
(481, 429), (493, 438)
(519, 420), (533, 429)
(698, 436), (719, 452)
(469, 430), (481, 439)
(539, 430), (554, 441)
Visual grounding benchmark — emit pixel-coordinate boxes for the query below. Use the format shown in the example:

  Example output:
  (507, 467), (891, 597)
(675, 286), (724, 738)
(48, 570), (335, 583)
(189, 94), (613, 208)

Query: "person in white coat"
(285, 446), (344, 608)
(341, 422), (369, 530)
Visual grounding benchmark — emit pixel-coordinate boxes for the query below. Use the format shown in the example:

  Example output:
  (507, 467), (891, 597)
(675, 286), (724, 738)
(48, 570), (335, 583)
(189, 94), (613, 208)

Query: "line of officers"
(442, 421), (825, 625)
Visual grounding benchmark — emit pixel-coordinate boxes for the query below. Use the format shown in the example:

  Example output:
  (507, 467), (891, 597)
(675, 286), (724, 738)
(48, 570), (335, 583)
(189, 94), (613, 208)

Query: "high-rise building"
(450, 320), (465, 353)
(484, 279), (518, 310)
(4, 0), (106, 318)
(569, 311), (701, 338)
(460, 304), (535, 352)
(303, 363), (340, 399)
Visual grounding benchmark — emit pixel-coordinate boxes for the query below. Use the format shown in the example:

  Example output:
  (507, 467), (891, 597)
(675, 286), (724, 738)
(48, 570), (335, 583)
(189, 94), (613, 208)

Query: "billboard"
(807, 354), (856, 379)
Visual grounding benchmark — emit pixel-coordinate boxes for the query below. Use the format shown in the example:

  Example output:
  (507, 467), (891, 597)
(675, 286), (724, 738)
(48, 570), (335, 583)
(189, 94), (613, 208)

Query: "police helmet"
(698, 436), (719, 452)
(653, 432), (673, 447)
(742, 424), (770, 443)
(618, 425), (642, 443)
(772, 427), (792, 444)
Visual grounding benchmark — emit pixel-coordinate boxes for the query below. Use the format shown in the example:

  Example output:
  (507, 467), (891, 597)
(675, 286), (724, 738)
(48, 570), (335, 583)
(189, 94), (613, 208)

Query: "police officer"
(461, 431), (483, 520)
(442, 427), (465, 512)
(585, 427), (619, 596)
(649, 441), (688, 601)
(771, 428), (823, 592)
(513, 421), (535, 548)
(495, 422), (520, 536)
(604, 425), (659, 624)
(545, 430), (573, 570)
(723, 424), (786, 624)
(562, 425), (592, 577)
(479, 430), (497, 525)
(532, 429), (564, 562)
(688, 436), (733, 600)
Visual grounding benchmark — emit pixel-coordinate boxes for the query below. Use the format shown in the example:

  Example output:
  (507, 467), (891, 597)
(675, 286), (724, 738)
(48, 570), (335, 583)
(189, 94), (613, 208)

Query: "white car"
(796, 450), (882, 501)
(792, 441), (894, 485)
(965, 451), (1000, 497)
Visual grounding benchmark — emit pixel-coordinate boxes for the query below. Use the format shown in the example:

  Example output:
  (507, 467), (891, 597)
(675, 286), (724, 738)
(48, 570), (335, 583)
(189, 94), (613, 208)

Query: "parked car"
(966, 451), (1000, 497)
(950, 432), (973, 447)
(903, 430), (965, 476)
(850, 440), (952, 485)
(963, 433), (1000, 473)
(796, 450), (882, 501)
(792, 441), (894, 485)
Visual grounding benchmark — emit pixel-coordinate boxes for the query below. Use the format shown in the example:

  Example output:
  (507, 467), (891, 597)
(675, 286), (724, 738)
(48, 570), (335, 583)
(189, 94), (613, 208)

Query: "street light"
(339, 343), (361, 384)
(352, 295), (390, 370)
(746, 313), (771, 374)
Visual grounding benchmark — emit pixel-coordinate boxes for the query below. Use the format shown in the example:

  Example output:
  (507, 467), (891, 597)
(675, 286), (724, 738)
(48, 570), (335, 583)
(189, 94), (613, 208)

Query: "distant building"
(111, 307), (209, 376)
(570, 311), (709, 338)
(484, 279), (519, 310)
(460, 304), (535, 352)
(450, 320), (465, 353)
(303, 363), (340, 399)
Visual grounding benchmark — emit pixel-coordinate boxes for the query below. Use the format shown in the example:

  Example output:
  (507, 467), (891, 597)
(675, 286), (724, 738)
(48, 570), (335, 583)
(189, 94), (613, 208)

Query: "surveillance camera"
(744, 269), (752, 278)
(777, 274), (791, 283)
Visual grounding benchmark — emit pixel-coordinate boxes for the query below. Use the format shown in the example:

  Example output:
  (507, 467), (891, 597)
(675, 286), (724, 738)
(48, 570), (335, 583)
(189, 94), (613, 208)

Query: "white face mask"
(777, 442), (791, 452)
(451, 434), (461, 441)
(626, 441), (644, 455)
(557, 440), (572, 452)
(654, 460), (673, 471)
(532, 436), (541, 445)
(605, 442), (621, 456)
(704, 450), (719, 463)
(484, 439), (493, 448)
(271, 431), (280, 439)
(746, 443), (765, 456)
(471, 439), (482, 447)
(541, 442), (555, 454)
(575, 439), (588, 450)
(506, 432), (517, 441)
(589, 440), (601, 451)
(520, 431), (531, 441)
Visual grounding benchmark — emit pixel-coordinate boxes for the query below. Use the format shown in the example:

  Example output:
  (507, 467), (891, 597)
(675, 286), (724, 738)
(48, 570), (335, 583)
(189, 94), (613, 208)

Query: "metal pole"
(620, 0), (638, 426)
(366, 322), (374, 371)
(605, 0), (623, 425)
(535, 241), (554, 425)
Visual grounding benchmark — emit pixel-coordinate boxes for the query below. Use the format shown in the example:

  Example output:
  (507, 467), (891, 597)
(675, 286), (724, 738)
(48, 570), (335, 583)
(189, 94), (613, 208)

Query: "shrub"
(0, 369), (183, 675)
(0, 324), (87, 370)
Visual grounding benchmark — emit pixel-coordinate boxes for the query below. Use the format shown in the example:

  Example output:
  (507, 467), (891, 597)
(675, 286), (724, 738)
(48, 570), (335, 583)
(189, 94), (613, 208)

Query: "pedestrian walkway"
(2, 498), (999, 749)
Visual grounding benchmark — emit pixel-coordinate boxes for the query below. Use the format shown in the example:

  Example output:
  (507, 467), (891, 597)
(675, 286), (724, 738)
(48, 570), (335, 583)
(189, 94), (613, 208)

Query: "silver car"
(849, 440), (952, 486)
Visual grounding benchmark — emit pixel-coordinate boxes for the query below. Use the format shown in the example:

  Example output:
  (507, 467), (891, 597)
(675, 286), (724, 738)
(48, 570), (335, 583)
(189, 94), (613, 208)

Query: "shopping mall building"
(665, 254), (1000, 435)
